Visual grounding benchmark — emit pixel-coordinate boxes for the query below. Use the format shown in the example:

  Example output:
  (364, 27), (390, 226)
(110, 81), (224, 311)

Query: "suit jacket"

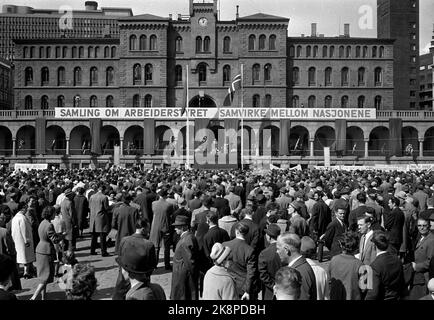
(413, 232), (434, 285)
(35, 220), (58, 255)
(202, 226), (230, 270)
(252, 206), (267, 226)
(73, 194), (89, 230)
(171, 231), (200, 300)
(112, 203), (141, 254)
(212, 197), (230, 219)
(413, 190), (428, 212)
(258, 242), (281, 300)
(89, 191), (110, 233)
(359, 231), (377, 266)
(225, 193), (242, 215)
(384, 207), (405, 246)
(290, 256), (317, 300)
(310, 199), (332, 237)
(222, 238), (258, 295)
(150, 198), (173, 248)
(348, 205), (369, 232)
(230, 218), (261, 254)
(365, 252), (404, 300)
(322, 218), (346, 257)
(60, 197), (78, 240)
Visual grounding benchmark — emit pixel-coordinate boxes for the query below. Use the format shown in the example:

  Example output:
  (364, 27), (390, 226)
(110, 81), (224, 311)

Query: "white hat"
(210, 243), (231, 266)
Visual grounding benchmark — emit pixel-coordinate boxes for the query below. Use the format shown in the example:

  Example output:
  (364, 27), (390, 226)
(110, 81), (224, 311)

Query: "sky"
(1, 0), (433, 54)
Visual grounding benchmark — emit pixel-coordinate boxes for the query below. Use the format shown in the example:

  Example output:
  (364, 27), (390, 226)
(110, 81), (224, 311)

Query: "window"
(410, 91), (416, 97)
(25, 67), (33, 86)
(253, 94), (260, 108)
(94, 47), (99, 58)
(198, 63), (207, 83)
(139, 35), (147, 50)
(39, 47), (44, 58)
(46, 47), (51, 58)
(73, 67), (82, 86)
(248, 35), (256, 51)
(329, 46), (335, 58)
(374, 67), (382, 86)
(144, 94), (152, 108)
(133, 64), (141, 85)
(308, 95), (316, 108)
(196, 37), (202, 52)
(57, 67), (65, 86)
(341, 67), (349, 86)
(355, 46), (361, 58)
(149, 35), (157, 50)
(73, 95), (81, 108)
(306, 46), (311, 57)
(90, 67), (98, 86)
(308, 67), (316, 86)
(62, 46), (67, 58)
(410, 102), (416, 109)
(259, 35), (266, 50)
(223, 36), (231, 53)
(296, 45), (302, 57)
(176, 37), (183, 52)
(106, 95), (114, 108)
(322, 46), (327, 57)
(339, 46), (344, 58)
(324, 95), (332, 108)
(79, 46), (84, 58)
(358, 67), (365, 86)
(223, 65), (231, 83)
(30, 46), (35, 58)
(23, 47), (28, 58)
(88, 46), (94, 58)
(90, 95), (98, 108)
(313, 46), (318, 58)
(289, 46), (295, 57)
(130, 35), (137, 50)
(57, 95), (65, 108)
(104, 46), (110, 58)
(264, 64), (272, 82)
(374, 95), (382, 109)
(133, 94), (140, 108)
(25, 95), (32, 109)
(379, 46), (384, 58)
(264, 94), (272, 108)
(292, 67), (299, 85)
(269, 35), (276, 50)
(341, 95), (348, 108)
(362, 46), (368, 58)
(111, 47), (116, 58)
(175, 65), (183, 83)
(324, 67), (332, 86)
(145, 64), (153, 84)
(346, 46), (351, 58)
(41, 95), (49, 109)
(106, 67), (114, 86)
(357, 96), (365, 108)
(203, 37), (210, 52)
(411, 56), (416, 63)
(41, 67), (49, 86)
(372, 46), (377, 58)
(292, 96), (299, 108)
(72, 46), (77, 58)
(410, 33), (416, 40)
(252, 64), (260, 83)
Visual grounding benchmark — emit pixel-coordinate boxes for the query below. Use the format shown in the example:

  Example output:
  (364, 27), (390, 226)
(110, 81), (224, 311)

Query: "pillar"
(12, 139), (16, 157)
(120, 138), (124, 157)
(309, 139), (314, 157)
(253, 128), (260, 157)
(65, 138), (70, 155)
(364, 139), (369, 158)
(419, 139), (424, 158)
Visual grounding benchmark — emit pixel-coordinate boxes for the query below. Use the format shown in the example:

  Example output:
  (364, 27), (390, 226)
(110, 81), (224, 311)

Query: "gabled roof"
(119, 13), (168, 21)
(238, 13), (289, 22)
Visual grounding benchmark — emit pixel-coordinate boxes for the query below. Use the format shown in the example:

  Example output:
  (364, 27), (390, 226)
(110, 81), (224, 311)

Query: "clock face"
(198, 17), (208, 27)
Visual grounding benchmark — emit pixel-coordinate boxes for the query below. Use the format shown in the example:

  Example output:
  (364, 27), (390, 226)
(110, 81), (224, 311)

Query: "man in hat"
(258, 223), (282, 300)
(73, 187), (89, 237)
(170, 215), (200, 300)
(212, 187), (230, 219)
(291, 191), (309, 220)
(61, 189), (78, 252)
(252, 193), (267, 226)
(309, 191), (332, 242)
(114, 217), (162, 300)
(89, 183), (111, 257)
(202, 243), (237, 300)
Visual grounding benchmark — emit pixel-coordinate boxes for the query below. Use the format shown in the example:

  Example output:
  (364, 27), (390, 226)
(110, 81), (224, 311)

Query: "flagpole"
(240, 64), (244, 171)
(186, 64), (190, 170)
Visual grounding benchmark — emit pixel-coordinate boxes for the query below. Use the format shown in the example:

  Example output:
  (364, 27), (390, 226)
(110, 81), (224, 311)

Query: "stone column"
(120, 138), (124, 156)
(12, 139), (16, 157)
(65, 138), (70, 155)
(364, 139), (369, 158)
(309, 139), (314, 157)
(252, 128), (260, 157)
(419, 139), (424, 158)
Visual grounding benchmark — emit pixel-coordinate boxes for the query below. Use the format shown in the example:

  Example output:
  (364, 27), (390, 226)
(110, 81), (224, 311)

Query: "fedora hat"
(210, 243), (231, 266)
(116, 242), (155, 276)
(172, 215), (189, 227)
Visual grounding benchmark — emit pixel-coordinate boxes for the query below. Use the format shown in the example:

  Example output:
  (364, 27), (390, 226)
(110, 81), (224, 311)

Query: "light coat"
(11, 212), (35, 264)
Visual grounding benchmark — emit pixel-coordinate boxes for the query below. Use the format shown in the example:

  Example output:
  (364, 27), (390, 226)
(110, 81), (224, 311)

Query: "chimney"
(85, 1), (98, 11)
(311, 23), (317, 37)
(236, 5), (239, 19)
(344, 23), (350, 37)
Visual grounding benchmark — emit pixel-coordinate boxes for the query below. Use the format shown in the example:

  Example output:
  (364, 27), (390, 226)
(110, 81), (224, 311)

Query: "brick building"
(419, 25), (434, 111)
(0, 58), (13, 110)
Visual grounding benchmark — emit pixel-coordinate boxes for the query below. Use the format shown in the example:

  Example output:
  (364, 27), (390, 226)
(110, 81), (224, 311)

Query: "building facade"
(419, 25), (434, 111)
(1, 0), (434, 168)
(0, 58), (13, 110)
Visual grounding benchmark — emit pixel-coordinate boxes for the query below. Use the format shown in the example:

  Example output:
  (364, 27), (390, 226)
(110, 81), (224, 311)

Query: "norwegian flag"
(223, 74), (242, 106)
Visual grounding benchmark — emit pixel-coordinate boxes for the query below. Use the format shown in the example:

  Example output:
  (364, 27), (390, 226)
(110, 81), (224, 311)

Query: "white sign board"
(324, 147), (331, 167)
(14, 163), (48, 172)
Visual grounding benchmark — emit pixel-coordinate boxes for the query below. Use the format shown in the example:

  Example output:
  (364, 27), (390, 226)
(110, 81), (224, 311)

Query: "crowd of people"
(0, 165), (434, 301)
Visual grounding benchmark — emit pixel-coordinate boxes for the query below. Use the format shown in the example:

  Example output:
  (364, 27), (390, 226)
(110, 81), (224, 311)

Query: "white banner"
(14, 163), (48, 172)
(113, 146), (120, 166)
(55, 108), (377, 120)
(324, 147), (331, 167)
